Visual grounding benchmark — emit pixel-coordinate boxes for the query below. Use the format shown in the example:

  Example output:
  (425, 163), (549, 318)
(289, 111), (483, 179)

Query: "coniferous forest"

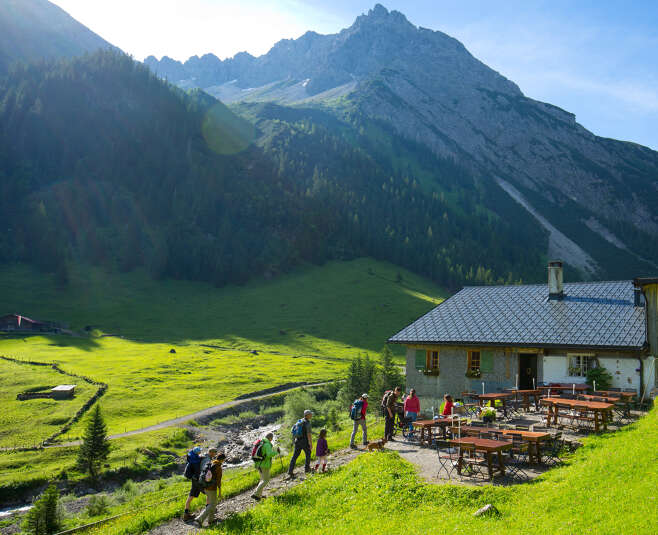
(0, 50), (550, 289)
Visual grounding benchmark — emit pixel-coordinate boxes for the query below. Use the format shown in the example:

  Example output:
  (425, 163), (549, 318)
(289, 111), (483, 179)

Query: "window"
(467, 350), (481, 373)
(426, 350), (439, 370)
(568, 354), (595, 377)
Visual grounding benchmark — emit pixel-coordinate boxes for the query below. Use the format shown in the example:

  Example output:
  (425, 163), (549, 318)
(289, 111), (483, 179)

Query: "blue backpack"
(291, 419), (305, 438)
(350, 399), (364, 420)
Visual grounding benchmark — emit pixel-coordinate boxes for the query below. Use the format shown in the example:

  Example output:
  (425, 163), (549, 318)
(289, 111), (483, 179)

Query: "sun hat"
(362, 393), (369, 398)
(304, 409), (312, 416)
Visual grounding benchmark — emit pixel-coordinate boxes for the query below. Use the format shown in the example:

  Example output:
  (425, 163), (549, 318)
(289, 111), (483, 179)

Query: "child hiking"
(251, 432), (280, 501)
(313, 428), (329, 472)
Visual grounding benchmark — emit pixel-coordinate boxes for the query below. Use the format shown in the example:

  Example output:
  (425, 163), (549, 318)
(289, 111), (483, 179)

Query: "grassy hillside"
(211, 406), (658, 535)
(0, 258), (443, 442)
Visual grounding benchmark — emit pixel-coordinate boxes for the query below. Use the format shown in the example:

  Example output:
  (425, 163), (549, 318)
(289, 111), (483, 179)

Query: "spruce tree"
(77, 405), (110, 479)
(22, 484), (61, 535)
(375, 346), (405, 397)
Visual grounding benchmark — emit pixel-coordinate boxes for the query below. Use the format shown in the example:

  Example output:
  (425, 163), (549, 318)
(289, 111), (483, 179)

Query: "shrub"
(586, 366), (613, 391)
(86, 495), (112, 517)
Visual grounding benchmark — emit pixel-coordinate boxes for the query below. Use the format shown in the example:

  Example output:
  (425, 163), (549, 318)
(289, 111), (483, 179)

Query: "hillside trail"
(147, 447), (363, 535)
(44, 381), (332, 449)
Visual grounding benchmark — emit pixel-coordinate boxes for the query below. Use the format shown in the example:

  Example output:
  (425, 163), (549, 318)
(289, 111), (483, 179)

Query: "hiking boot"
(286, 473), (296, 480)
(350, 444), (358, 449)
(251, 494), (261, 501)
(182, 511), (194, 522)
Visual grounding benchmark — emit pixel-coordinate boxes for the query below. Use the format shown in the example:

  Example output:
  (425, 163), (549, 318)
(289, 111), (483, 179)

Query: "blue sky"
(51, 0), (658, 149)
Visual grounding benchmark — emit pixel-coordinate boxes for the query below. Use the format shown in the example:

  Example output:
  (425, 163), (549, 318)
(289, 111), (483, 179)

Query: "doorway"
(519, 353), (537, 390)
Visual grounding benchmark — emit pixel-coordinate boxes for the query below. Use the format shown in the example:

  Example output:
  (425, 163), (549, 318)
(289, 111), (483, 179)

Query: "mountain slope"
(0, 0), (115, 74)
(145, 4), (658, 278)
(0, 49), (550, 289)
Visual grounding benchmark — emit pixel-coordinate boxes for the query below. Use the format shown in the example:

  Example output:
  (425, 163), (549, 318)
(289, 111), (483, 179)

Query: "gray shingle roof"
(388, 280), (646, 350)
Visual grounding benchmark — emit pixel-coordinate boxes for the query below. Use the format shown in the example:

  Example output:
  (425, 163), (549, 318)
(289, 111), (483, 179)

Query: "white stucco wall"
(598, 356), (640, 391)
(541, 355), (587, 384)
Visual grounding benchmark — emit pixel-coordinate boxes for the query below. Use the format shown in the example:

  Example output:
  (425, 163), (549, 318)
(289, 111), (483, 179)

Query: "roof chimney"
(548, 261), (564, 300)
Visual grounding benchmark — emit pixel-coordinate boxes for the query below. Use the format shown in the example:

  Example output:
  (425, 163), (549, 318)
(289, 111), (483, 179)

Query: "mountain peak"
(354, 3), (411, 29)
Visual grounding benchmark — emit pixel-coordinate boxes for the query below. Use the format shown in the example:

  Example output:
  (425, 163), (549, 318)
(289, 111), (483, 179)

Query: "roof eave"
(387, 339), (646, 352)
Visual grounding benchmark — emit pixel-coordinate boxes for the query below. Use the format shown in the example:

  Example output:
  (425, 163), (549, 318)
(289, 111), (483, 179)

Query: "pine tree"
(77, 405), (110, 479)
(22, 484), (61, 535)
(374, 346), (405, 397)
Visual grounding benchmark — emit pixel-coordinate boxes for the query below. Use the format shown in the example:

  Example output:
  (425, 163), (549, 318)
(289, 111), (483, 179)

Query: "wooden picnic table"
(450, 426), (550, 464)
(413, 418), (467, 446)
(579, 394), (621, 402)
(504, 388), (542, 410)
(541, 397), (614, 432)
(450, 437), (512, 479)
(538, 384), (589, 394)
(477, 392), (515, 417)
(594, 390), (635, 400)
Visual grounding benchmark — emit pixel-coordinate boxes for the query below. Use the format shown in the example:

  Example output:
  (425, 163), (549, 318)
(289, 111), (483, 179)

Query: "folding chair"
(461, 391), (480, 418)
(457, 444), (487, 480)
(541, 432), (564, 466)
(435, 440), (458, 480)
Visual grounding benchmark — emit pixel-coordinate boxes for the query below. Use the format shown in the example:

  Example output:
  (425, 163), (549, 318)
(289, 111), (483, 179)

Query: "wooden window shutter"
(414, 350), (425, 370)
(480, 351), (494, 373)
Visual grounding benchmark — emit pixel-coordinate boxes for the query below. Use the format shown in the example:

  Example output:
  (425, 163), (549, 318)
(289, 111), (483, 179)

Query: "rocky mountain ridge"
(145, 4), (658, 276)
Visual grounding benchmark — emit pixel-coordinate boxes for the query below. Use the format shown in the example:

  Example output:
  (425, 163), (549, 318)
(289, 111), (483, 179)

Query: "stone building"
(388, 262), (657, 400)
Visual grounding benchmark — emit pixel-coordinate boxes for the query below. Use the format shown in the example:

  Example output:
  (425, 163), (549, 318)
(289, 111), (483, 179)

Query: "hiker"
(287, 409), (313, 478)
(183, 446), (206, 521)
(403, 388), (420, 435)
(251, 432), (280, 501)
(384, 386), (401, 441)
(442, 393), (455, 416)
(349, 393), (368, 449)
(194, 449), (225, 527)
(313, 428), (329, 472)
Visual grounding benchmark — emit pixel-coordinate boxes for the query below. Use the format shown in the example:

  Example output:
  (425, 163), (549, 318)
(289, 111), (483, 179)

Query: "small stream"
(0, 504), (32, 518)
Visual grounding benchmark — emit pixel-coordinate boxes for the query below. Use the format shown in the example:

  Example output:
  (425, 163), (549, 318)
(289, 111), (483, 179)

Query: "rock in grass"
(474, 504), (500, 517)
(169, 348), (176, 353)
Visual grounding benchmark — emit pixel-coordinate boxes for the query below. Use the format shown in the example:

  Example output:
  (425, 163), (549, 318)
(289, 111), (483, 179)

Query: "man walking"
(194, 449), (225, 527)
(349, 393), (369, 449)
(287, 409), (312, 479)
(251, 432), (279, 500)
(384, 386), (401, 441)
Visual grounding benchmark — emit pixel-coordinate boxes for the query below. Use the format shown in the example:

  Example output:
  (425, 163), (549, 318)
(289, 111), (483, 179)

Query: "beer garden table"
(450, 426), (550, 464)
(413, 417), (467, 447)
(504, 388), (542, 410)
(541, 397), (614, 432)
(450, 437), (513, 479)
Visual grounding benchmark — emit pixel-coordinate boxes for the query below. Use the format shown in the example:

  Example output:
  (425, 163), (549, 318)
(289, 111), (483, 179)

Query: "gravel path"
(46, 381), (331, 448)
(148, 448), (362, 534)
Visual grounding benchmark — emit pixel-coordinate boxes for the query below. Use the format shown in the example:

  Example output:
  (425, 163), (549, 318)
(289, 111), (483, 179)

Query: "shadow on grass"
(1, 333), (101, 351)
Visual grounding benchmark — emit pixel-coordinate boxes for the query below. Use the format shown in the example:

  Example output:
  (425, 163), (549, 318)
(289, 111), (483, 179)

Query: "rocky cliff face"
(147, 4), (658, 275)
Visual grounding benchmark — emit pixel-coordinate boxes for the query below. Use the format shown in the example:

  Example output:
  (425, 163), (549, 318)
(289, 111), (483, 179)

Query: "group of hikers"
(181, 387), (453, 526)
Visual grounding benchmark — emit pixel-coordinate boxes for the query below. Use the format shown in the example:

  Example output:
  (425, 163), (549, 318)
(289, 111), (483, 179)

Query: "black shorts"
(189, 480), (202, 498)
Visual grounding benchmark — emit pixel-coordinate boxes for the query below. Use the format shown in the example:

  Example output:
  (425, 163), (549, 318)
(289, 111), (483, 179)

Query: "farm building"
(388, 262), (657, 399)
(51, 385), (76, 399)
(0, 314), (62, 333)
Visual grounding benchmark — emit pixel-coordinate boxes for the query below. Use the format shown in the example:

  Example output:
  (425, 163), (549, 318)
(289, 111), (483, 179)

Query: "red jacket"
(442, 400), (455, 416)
(404, 395), (420, 413)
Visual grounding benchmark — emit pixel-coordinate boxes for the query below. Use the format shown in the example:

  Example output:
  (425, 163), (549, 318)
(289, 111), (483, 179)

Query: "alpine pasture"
(0, 258), (442, 445)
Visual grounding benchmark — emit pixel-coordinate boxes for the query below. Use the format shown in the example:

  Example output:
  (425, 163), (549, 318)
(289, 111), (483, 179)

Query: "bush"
(86, 495), (112, 517)
(586, 366), (613, 391)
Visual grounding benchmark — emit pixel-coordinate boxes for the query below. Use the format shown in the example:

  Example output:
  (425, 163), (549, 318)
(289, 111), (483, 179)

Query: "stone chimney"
(548, 261), (564, 300)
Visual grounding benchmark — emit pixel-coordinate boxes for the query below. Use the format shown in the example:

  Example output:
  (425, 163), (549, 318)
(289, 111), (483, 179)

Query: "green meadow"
(0, 258), (443, 445)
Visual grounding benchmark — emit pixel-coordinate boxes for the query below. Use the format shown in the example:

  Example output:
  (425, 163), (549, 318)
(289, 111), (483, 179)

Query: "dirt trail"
(46, 381), (331, 449)
(148, 447), (362, 534)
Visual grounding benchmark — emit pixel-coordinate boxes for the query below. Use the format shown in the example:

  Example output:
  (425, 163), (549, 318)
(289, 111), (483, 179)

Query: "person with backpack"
(193, 448), (225, 527)
(287, 409), (312, 479)
(183, 446), (206, 521)
(383, 386), (401, 441)
(403, 388), (420, 437)
(251, 432), (280, 501)
(349, 393), (368, 449)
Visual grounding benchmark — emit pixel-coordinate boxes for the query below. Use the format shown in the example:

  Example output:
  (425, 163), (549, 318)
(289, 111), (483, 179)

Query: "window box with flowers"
(422, 368), (440, 377)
